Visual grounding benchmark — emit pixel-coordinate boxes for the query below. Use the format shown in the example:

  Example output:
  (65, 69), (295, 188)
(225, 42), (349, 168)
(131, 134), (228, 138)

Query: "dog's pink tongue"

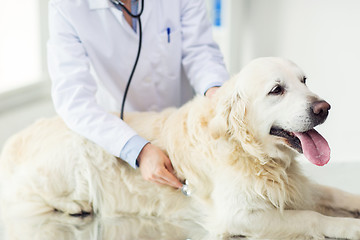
(294, 129), (330, 166)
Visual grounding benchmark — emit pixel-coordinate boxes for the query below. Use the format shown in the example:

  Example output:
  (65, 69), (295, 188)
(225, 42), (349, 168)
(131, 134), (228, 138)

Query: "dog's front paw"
(343, 220), (360, 239)
(322, 218), (360, 240)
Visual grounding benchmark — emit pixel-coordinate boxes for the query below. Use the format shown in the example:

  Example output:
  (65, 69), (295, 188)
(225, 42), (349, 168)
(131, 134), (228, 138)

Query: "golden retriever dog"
(1, 57), (360, 239)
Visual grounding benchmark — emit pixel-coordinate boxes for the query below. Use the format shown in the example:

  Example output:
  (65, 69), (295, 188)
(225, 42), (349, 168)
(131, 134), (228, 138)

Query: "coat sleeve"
(47, 1), (142, 168)
(180, 0), (230, 95)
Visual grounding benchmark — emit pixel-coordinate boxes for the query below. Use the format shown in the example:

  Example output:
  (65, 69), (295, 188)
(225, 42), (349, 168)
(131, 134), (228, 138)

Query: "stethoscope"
(110, 0), (144, 120)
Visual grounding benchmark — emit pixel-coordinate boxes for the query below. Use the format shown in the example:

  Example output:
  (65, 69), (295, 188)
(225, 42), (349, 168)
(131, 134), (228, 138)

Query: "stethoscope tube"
(111, 0), (144, 120)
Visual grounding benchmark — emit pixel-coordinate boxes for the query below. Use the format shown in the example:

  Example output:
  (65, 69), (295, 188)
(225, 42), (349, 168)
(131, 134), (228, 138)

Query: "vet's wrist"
(136, 142), (151, 167)
(205, 86), (220, 98)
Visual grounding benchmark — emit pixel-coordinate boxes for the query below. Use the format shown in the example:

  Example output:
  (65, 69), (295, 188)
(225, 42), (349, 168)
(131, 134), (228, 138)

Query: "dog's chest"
(211, 163), (311, 212)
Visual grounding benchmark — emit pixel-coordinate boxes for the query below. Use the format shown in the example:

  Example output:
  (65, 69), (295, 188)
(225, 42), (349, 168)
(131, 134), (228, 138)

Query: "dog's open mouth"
(270, 127), (330, 166)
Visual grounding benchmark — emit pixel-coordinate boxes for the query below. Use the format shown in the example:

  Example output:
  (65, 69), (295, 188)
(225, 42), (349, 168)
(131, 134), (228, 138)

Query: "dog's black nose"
(311, 101), (331, 123)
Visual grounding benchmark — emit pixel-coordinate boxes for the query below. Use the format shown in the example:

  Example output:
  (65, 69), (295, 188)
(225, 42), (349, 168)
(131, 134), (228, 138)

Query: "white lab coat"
(47, 0), (229, 161)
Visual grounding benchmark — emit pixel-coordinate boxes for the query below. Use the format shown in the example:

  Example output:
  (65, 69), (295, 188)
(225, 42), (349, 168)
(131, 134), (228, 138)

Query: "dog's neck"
(212, 140), (310, 210)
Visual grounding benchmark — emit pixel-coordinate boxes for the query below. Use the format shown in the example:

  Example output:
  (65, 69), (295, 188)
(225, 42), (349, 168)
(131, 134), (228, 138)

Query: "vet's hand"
(137, 143), (183, 189)
(205, 86), (220, 98)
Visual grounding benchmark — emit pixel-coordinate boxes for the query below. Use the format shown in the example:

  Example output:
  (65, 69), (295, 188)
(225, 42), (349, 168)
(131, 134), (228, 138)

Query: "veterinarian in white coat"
(48, 0), (229, 188)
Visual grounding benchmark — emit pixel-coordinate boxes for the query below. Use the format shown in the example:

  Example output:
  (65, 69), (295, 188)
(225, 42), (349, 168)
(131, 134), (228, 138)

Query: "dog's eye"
(269, 85), (284, 95)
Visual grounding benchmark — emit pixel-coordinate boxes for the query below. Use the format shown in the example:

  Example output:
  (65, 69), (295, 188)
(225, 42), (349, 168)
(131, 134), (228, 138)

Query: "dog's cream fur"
(1, 57), (360, 239)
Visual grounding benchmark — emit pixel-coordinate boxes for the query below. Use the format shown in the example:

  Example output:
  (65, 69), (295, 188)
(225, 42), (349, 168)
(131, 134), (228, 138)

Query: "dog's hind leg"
(1, 181), (93, 219)
(46, 198), (92, 216)
(1, 167), (93, 219)
(36, 175), (93, 216)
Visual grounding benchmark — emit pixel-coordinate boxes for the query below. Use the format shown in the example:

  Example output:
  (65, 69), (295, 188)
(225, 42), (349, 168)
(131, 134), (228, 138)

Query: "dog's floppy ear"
(209, 81), (247, 141)
(209, 79), (269, 163)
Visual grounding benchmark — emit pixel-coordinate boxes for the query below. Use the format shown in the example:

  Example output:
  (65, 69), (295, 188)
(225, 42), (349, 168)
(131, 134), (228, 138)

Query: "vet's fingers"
(143, 166), (179, 188)
(150, 176), (170, 186)
(161, 155), (182, 188)
(159, 167), (182, 189)
(148, 170), (179, 188)
(149, 166), (182, 189)
(164, 159), (175, 173)
(164, 158), (180, 181)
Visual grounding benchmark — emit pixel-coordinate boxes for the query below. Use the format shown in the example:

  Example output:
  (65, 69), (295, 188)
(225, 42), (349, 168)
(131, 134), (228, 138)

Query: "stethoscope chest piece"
(181, 180), (192, 197)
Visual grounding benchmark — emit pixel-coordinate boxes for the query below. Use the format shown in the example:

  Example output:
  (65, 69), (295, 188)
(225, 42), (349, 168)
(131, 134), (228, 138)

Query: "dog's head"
(211, 57), (330, 166)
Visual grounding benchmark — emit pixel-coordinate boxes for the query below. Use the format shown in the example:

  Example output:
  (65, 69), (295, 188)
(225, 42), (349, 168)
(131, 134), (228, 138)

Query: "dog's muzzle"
(270, 100), (331, 166)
